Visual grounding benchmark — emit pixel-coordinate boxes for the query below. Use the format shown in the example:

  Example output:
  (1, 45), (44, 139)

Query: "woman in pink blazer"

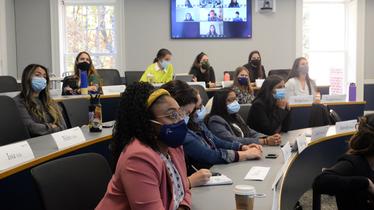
(96, 82), (191, 210)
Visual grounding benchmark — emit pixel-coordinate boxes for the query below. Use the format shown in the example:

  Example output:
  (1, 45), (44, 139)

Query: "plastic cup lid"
(234, 185), (256, 196)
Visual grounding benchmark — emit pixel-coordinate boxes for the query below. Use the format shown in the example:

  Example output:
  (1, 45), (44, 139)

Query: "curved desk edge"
(278, 131), (355, 210)
(0, 134), (112, 180)
(290, 101), (366, 108)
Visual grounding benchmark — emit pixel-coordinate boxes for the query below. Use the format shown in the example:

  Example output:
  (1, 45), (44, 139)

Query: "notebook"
(202, 174), (233, 186)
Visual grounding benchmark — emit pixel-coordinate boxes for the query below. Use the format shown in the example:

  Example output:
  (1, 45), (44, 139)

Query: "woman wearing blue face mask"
(207, 88), (281, 145)
(14, 64), (67, 137)
(140, 48), (174, 84)
(248, 75), (291, 135)
(285, 57), (317, 99)
(97, 82), (191, 210)
(161, 80), (262, 186)
(232, 66), (255, 104)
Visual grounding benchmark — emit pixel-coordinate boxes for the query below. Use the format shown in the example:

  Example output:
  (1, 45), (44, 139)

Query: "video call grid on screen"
(171, 0), (252, 39)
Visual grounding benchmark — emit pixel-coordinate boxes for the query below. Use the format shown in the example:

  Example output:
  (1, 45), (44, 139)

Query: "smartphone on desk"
(265, 154), (278, 159)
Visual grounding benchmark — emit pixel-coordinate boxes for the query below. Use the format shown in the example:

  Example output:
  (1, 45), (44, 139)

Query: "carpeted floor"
(299, 190), (338, 210)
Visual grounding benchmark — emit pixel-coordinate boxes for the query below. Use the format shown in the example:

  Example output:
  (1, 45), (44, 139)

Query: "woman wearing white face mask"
(14, 64), (67, 137)
(285, 57), (317, 99)
(207, 88), (282, 146)
(140, 48), (174, 84)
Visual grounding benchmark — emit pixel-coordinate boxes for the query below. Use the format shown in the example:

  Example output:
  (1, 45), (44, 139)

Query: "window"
(52, 0), (124, 75)
(302, 0), (357, 94)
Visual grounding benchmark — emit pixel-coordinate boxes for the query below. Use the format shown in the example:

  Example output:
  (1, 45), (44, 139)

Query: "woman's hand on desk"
(276, 99), (288, 110)
(88, 85), (97, 92)
(188, 169), (212, 188)
(208, 82), (216, 88)
(242, 144), (263, 152)
(368, 179), (374, 195)
(266, 134), (282, 146)
(239, 147), (262, 161)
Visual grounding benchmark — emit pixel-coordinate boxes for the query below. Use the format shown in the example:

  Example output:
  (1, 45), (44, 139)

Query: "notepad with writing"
(244, 166), (270, 181)
(202, 174), (233, 186)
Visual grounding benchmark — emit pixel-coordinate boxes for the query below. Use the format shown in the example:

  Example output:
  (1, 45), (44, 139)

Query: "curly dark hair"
(348, 114), (374, 156)
(111, 82), (163, 163)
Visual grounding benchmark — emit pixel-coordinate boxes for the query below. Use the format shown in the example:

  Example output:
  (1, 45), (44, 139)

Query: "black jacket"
(247, 98), (290, 135)
(313, 154), (374, 210)
(243, 63), (266, 83)
(189, 66), (215, 87)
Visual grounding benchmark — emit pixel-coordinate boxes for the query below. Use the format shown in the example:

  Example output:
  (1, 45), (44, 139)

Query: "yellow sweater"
(139, 63), (174, 83)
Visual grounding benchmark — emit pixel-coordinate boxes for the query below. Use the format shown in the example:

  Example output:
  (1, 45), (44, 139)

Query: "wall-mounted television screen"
(171, 0), (252, 39)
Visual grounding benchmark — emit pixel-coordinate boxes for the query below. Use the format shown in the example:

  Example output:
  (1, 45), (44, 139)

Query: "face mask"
(193, 105), (207, 123)
(273, 88), (286, 100)
(250, 59), (260, 66)
(201, 61), (210, 70)
(237, 77), (249, 86)
(152, 120), (188, 148)
(184, 116), (190, 124)
(227, 100), (240, 114)
(298, 65), (309, 75)
(77, 62), (91, 72)
(31, 76), (47, 93)
(160, 60), (170, 69)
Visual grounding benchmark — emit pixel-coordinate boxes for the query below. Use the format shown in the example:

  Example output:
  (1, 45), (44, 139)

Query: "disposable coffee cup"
(234, 185), (255, 210)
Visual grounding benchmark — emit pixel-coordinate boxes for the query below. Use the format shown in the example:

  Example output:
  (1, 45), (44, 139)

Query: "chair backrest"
(268, 69), (291, 81)
(0, 76), (19, 93)
(96, 69), (122, 86)
(238, 104), (252, 123)
(31, 153), (112, 210)
(0, 96), (30, 146)
(59, 98), (90, 128)
(191, 85), (209, 105)
(124, 71), (144, 86)
(329, 109), (342, 125)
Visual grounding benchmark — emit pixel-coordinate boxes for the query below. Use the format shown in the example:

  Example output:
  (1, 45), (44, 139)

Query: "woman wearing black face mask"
(189, 52), (216, 88)
(243, 50), (266, 83)
(285, 57), (317, 98)
(232, 66), (254, 104)
(97, 82), (191, 210)
(62, 51), (101, 95)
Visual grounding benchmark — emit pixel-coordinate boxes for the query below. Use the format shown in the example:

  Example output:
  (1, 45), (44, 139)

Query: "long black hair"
(161, 80), (200, 131)
(111, 82), (163, 163)
(20, 64), (63, 126)
(287, 57), (314, 95)
(348, 114), (374, 156)
(153, 48), (172, 63)
(253, 75), (284, 114)
(208, 88), (250, 137)
(248, 50), (264, 78)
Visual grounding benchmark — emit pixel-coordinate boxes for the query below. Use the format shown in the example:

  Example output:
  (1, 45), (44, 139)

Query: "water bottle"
(89, 94), (102, 132)
(348, 83), (356, 102)
(224, 72), (230, 81)
(80, 70), (88, 95)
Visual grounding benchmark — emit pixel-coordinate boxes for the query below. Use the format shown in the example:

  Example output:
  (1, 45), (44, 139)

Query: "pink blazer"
(96, 139), (192, 210)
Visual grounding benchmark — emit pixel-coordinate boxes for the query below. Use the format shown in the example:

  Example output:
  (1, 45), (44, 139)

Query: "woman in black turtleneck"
(243, 50), (266, 83)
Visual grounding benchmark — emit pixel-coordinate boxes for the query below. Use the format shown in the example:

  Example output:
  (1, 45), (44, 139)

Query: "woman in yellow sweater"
(140, 48), (174, 83)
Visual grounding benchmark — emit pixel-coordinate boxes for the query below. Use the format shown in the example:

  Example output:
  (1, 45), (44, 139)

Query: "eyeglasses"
(156, 108), (187, 121)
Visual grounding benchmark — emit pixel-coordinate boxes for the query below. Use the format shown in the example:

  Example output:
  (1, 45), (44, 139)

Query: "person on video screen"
(207, 24), (218, 37)
(228, 0), (240, 8)
(184, 13), (194, 21)
(208, 10), (219, 21)
(233, 11), (243, 22)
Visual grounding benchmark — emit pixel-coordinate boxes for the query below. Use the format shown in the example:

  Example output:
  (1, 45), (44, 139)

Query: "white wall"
(14, 0), (51, 77)
(365, 0), (374, 81)
(124, 0), (296, 81)
(5, 0), (17, 78)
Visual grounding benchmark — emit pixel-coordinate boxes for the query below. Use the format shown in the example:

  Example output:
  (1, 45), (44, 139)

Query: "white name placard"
(321, 94), (346, 103)
(102, 85), (126, 95)
(296, 133), (309, 153)
(255, 79), (265, 87)
(288, 95), (314, 105)
(52, 127), (86, 150)
(0, 141), (35, 170)
(187, 82), (206, 89)
(336, 120), (357, 133)
(281, 141), (292, 163)
(311, 126), (329, 141)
